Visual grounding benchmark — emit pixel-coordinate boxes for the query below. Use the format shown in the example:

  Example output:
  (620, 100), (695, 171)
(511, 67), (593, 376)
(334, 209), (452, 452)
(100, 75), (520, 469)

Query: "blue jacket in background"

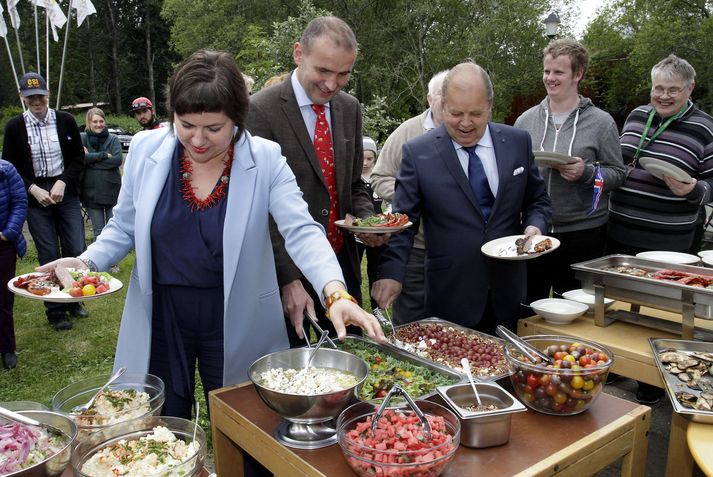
(0, 159), (28, 257)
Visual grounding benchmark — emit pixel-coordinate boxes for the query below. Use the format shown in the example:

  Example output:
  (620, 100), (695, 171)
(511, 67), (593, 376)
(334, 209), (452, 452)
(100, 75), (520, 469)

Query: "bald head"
(440, 62), (493, 147)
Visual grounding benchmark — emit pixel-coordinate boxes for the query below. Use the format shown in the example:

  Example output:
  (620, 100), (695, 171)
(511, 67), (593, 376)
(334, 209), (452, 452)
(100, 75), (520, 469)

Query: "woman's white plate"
(481, 235), (560, 260)
(7, 271), (123, 303)
(533, 151), (577, 168)
(635, 251), (700, 265)
(697, 250), (713, 259)
(335, 220), (413, 234)
(639, 157), (692, 184)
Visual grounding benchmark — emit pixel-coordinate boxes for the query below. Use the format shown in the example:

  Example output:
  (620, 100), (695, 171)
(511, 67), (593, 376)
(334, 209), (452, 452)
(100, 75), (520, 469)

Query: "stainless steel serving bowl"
(0, 410), (78, 477)
(249, 347), (369, 424)
(71, 415), (206, 477)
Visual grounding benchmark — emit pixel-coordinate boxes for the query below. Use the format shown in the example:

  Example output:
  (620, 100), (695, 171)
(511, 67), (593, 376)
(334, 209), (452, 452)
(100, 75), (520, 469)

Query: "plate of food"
(8, 265), (123, 302)
(639, 157), (692, 184)
(533, 151), (577, 168)
(336, 213), (412, 234)
(481, 234), (560, 260)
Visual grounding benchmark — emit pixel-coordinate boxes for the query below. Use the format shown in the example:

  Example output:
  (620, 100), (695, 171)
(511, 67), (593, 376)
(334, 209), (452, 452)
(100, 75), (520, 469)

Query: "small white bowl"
(697, 250), (713, 259)
(561, 289), (615, 313)
(530, 298), (588, 324)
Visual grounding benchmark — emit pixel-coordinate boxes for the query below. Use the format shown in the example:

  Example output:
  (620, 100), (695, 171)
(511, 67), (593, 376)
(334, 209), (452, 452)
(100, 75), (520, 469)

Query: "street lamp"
(544, 12), (561, 39)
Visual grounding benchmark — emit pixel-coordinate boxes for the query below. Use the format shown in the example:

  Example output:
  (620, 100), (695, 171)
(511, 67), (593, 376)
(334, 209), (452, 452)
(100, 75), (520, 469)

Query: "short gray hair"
(427, 70), (449, 98)
(441, 62), (494, 105)
(300, 16), (357, 54)
(651, 54), (696, 87)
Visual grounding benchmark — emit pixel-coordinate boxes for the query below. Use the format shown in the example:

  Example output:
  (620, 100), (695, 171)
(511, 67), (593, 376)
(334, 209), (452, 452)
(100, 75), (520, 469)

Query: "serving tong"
(303, 312), (337, 349)
(373, 307), (396, 339)
(370, 384), (432, 441)
(495, 325), (552, 364)
(0, 405), (66, 438)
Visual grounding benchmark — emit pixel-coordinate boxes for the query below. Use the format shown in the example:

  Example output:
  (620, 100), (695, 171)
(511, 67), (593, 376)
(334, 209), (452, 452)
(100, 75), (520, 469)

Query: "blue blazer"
(82, 127), (343, 385)
(379, 123), (551, 328)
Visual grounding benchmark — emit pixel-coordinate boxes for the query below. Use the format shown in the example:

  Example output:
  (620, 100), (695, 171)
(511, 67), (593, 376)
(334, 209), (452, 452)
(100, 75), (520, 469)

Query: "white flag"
(31, 0), (66, 41)
(7, 0), (20, 30)
(0, 3), (7, 38)
(71, 0), (95, 27)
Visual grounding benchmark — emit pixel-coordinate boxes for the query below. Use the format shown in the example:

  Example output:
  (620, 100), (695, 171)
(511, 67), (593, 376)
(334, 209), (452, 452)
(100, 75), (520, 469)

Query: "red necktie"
(311, 104), (343, 253)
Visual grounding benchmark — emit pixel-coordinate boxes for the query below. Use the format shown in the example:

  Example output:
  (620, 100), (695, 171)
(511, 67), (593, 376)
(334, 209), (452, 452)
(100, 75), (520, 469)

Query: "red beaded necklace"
(179, 144), (234, 211)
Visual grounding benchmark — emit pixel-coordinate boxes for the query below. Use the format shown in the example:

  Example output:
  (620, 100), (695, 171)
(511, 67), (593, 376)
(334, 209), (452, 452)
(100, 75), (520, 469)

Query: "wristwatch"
(324, 289), (358, 318)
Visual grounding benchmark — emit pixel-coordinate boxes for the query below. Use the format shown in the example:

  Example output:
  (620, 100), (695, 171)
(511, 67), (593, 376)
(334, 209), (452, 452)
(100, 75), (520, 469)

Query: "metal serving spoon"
(71, 366), (126, 414)
(495, 325), (552, 364)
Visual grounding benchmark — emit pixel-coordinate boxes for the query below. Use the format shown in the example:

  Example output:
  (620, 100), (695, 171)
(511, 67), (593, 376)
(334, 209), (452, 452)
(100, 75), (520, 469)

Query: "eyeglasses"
(651, 85), (688, 98)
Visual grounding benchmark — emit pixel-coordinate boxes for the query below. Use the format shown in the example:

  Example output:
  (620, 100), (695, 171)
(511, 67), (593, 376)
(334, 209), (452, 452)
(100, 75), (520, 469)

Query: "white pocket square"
(513, 167), (524, 176)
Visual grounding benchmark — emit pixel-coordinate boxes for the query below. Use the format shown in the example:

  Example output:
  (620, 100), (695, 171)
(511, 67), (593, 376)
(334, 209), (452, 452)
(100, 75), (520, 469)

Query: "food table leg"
(620, 406), (651, 477)
(665, 412), (694, 477)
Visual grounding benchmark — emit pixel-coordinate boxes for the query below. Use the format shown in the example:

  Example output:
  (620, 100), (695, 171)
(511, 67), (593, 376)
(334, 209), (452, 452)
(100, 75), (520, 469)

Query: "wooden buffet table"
(519, 304), (713, 477)
(210, 382), (650, 477)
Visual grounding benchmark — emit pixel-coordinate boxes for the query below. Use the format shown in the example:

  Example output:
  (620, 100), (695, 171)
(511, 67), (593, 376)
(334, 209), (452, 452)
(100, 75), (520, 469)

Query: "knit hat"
(363, 137), (378, 155)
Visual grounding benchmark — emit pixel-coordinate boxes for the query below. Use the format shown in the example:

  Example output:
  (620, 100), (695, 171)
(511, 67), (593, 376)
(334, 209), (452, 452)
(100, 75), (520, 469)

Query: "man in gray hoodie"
(514, 38), (625, 302)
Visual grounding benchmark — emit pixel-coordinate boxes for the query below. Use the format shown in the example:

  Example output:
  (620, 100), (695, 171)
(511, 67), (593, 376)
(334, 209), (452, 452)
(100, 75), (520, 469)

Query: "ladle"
(71, 366), (126, 413)
(305, 330), (330, 369)
(460, 358), (482, 407)
(495, 325), (552, 364)
(0, 405), (65, 438)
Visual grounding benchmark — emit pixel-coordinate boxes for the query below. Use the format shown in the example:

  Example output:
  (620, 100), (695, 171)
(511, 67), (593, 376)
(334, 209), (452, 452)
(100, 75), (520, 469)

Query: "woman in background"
(0, 159), (28, 369)
(80, 107), (122, 241)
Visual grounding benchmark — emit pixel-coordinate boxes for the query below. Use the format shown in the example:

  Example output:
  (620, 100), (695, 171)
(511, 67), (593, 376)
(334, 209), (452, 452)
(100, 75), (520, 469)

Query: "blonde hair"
(85, 107), (106, 131)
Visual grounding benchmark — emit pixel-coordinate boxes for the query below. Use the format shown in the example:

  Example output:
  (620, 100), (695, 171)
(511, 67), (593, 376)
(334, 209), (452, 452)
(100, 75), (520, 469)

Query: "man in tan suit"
(248, 16), (386, 345)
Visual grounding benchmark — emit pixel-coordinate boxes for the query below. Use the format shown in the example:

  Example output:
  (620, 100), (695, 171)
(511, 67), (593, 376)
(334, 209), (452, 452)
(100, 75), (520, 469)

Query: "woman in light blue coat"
(39, 50), (384, 418)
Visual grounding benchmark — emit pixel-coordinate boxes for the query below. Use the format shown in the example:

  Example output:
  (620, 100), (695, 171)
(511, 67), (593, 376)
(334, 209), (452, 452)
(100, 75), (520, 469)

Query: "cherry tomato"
(527, 374), (541, 389)
(570, 376), (585, 389)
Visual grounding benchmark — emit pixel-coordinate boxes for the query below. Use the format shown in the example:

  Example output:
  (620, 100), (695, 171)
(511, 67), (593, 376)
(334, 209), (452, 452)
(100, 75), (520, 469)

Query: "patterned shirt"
(608, 100), (713, 251)
(23, 108), (64, 178)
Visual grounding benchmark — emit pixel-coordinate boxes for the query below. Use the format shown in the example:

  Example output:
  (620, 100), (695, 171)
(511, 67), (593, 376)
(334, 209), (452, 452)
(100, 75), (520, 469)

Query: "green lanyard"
(633, 105), (687, 161)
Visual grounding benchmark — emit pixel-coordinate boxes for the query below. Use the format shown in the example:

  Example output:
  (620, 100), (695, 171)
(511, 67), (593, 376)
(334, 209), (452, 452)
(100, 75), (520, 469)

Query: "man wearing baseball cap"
(2, 72), (87, 330)
(131, 97), (162, 130)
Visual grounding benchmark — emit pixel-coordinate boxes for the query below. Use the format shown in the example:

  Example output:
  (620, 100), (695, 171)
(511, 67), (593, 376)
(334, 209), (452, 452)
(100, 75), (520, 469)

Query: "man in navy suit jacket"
(373, 63), (552, 332)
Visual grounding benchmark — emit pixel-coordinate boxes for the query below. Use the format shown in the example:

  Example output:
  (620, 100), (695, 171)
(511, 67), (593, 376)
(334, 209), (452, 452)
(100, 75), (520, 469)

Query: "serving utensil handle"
(304, 312), (337, 348)
(495, 325), (550, 364)
(370, 384), (432, 441)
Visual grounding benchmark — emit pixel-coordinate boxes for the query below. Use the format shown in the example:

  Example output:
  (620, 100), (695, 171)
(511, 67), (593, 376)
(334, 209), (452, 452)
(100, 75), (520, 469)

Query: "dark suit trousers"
(286, 246), (363, 347)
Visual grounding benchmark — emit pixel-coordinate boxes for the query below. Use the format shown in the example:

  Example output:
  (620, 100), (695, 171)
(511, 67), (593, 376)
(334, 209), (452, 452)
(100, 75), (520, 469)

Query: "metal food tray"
(572, 254), (713, 320)
(388, 317), (511, 381)
(650, 338), (713, 424)
(337, 335), (464, 401)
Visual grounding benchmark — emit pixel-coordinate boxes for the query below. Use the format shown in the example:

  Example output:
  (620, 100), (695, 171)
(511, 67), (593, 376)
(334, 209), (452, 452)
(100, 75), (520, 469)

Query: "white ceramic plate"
(697, 250), (713, 259)
(639, 157), (692, 184)
(335, 219), (413, 234)
(481, 235), (560, 260)
(8, 271), (123, 303)
(530, 298), (588, 324)
(533, 151), (577, 168)
(561, 289), (615, 313)
(635, 251), (700, 265)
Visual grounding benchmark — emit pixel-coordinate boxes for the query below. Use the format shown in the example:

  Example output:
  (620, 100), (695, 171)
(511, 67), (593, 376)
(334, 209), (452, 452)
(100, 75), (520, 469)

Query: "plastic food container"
(437, 381), (526, 448)
(71, 415), (206, 477)
(52, 372), (165, 440)
(505, 335), (613, 416)
(337, 399), (459, 477)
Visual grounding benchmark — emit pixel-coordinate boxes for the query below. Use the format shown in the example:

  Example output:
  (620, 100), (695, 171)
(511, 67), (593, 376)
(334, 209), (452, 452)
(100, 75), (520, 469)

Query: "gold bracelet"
(324, 290), (357, 318)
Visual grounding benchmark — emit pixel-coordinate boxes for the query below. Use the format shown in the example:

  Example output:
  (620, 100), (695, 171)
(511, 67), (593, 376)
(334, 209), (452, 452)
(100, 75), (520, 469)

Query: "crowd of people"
(2, 15), (712, 420)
